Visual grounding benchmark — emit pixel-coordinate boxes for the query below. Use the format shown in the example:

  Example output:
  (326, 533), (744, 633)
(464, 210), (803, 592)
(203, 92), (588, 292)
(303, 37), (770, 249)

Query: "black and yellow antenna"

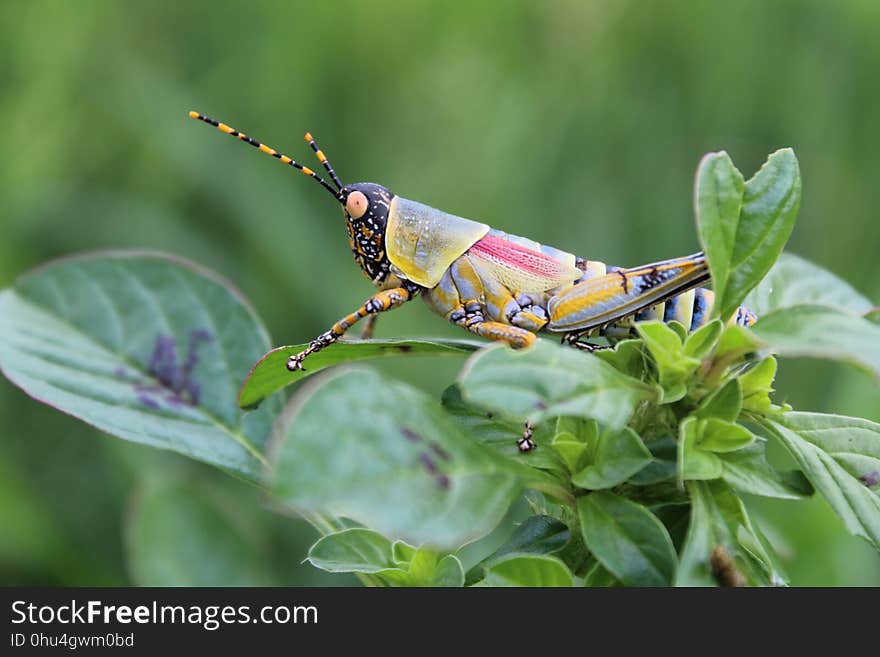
(188, 111), (343, 201)
(304, 132), (343, 191)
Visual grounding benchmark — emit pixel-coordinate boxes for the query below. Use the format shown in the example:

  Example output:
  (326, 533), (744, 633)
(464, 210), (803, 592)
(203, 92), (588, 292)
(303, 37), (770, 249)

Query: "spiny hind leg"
(286, 287), (413, 372)
(465, 318), (536, 349)
(562, 331), (612, 352)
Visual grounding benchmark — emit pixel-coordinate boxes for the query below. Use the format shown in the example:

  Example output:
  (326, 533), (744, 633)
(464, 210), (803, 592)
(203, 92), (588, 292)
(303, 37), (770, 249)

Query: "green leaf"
(752, 304), (880, 379)
(667, 320), (689, 343)
(694, 378), (742, 422)
(720, 441), (813, 500)
(582, 561), (619, 587)
(697, 149), (802, 321)
(270, 367), (522, 551)
(552, 431), (587, 472)
(765, 419), (880, 549)
(636, 321), (699, 402)
(629, 436), (678, 486)
(398, 548), (465, 587)
(0, 252), (281, 481)
(239, 338), (480, 409)
(577, 492), (676, 586)
(551, 416), (599, 472)
(571, 427), (652, 490)
(309, 531), (464, 586)
(307, 528), (395, 574)
(684, 319), (724, 359)
(746, 252), (875, 317)
(457, 340), (657, 428)
(698, 418), (754, 453)
(694, 151), (745, 309)
(738, 357), (779, 413)
(712, 324), (764, 362)
(679, 415), (753, 484)
(678, 417), (722, 481)
(593, 339), (649, 379)
(550, 416), (596, 471)
(483, 554), (573, 587)
(485, 515), (571, 562)
(776, 413), (880, 493)
(392, 540), (418, 565)
(430, 555), (466, 587)
(126, 480), (268, 586)
(676, 481), (775, 586)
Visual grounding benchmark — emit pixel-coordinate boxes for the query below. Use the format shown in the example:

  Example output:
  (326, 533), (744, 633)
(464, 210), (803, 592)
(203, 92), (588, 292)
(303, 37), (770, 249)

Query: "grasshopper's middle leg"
(286, 287), (413, 371)
(424, 257), (538, 350)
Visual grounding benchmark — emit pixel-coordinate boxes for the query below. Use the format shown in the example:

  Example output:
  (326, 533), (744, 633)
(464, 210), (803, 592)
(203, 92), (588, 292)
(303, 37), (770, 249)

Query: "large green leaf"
(239, 338), (481, 409)
(307, 528), (396, 574)
(693, 151), (745, 311)
(776, 412), (880, 492)
(0, 252), (281, 481)
(269, 367), (522, 551)
(482, 554), (573, 587)
(746, 253), (874, 317)
(752, 304), (880, 379)
(765, 419), (880, 549)
(577, 492), (676, 586)
(126, 480), (269, 586)
(696, 149), (801, 320)
(457, 340), (657, 428)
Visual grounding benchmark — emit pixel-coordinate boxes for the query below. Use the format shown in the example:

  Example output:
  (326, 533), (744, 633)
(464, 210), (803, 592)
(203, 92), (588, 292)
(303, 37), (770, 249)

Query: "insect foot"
(285, 331), (338, 372)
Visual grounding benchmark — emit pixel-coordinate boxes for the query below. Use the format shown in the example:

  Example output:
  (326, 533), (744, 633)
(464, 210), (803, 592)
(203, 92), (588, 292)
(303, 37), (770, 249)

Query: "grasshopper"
(190, 112), (756, 450)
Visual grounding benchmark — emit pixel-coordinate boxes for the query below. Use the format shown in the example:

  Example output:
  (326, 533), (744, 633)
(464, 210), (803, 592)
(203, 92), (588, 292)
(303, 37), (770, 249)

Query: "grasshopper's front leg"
(286, 287), (414, 371)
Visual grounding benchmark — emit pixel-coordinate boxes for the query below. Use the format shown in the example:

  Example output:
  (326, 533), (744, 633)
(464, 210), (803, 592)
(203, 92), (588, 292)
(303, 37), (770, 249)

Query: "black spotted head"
(341, 182), (395, 282)
(342, 183), (394, 272)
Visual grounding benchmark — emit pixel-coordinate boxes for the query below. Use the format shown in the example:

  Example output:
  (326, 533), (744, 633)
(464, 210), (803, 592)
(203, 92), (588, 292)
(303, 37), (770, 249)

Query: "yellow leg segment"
(466, 320), (536, 349)
(286, 288), (411, 371)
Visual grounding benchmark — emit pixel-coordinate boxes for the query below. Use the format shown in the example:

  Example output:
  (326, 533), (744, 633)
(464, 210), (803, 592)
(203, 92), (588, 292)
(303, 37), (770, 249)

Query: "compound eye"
(346, 191), (369, 219)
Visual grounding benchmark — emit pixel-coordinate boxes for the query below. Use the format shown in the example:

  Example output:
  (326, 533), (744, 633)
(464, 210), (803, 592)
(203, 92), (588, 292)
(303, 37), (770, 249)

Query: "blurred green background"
(1, 0), (878, 586)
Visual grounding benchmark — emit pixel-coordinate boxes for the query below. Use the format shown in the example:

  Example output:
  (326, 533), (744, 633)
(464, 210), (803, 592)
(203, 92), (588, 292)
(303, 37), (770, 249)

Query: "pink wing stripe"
(469, 233), (571, 278)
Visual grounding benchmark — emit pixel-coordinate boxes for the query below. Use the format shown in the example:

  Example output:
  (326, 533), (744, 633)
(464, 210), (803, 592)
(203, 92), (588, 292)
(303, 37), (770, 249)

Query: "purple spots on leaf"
(127, 330), (213, 409)
(859, 471), (880, 487)
(429, 442), (451, 462)
(418, 452), (451, 491)
(401, 427), (452, 491)
(419, 452), (438, 474)
(136, 392), (160, 410)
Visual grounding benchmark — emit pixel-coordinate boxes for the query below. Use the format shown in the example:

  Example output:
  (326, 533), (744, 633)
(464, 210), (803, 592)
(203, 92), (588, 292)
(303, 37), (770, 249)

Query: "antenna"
(304, 132), (343, 191)
(188, 111), (343, 201)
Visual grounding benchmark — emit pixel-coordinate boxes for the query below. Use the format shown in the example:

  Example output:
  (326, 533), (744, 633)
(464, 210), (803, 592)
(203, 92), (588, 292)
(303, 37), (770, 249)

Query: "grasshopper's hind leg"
(562, 331), (612, 352)
(286, 286), (415, 372)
